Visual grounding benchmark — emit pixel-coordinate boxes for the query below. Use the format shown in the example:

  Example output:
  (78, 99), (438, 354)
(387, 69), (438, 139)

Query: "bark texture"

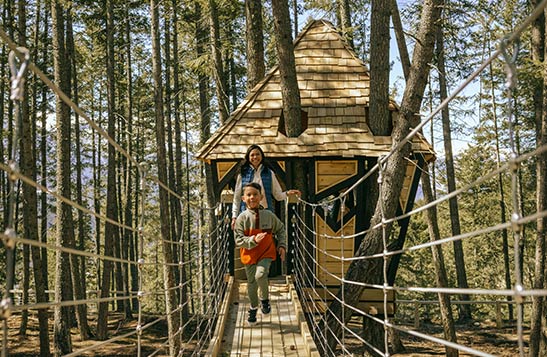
(245, 0), (265, 90)
(97, 0), (119, 340)
(436, 22), (471, 322)
(151, 0), (181, 354)
(51, 0), (73, 353)
(321, 0), (443, 353)
(271, 0), (301, 137)
(529, 1), (546, 355)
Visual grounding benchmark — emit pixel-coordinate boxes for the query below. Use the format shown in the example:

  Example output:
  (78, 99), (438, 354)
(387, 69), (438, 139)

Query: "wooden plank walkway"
(218, 277), (314, 357)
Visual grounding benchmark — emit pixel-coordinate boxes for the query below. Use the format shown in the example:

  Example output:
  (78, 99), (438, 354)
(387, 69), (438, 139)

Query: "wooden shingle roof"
(196, 19), (434, 162)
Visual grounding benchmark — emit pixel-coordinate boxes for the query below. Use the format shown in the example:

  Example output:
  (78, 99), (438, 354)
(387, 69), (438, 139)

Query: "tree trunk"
(114, 125), (124, 314)
(196, 0), (210, 147)
(487, 36), (514, 321)
(5, 0), (14, 234)
(51, 0), (73, 353)
(514, 115), (526, 286)
(245, 0), (265, 90)
(192, 0), (209, 316)
(271, 0), (301, 138)
(0, 1), (7, 231)
(16, 0), (30, 337)
(321, 0), (443, 353)
(114, 152), (124, 314)
(164, 7), (181, 289)
(422, 170), (459, 357)
(436, 19), (472, 323)
(92, 90), (102, 290)
(369, 0), (391, 137)
(538, 59), (547, 355)
(390, 328), (405, 354)
(132, 142), (141, 311)
(198, 1), (220, 299)
(226, 23), (237, 111)
(150, 1), (181, 354)
(21, 85), (50, 356)
(27, 0), (50, 352)
(338, 0), (354, 49)
(171, 0), (189, 323)
(66, 5), (91, 339)
(391, 0), (411, 80)
(123, 1), (136, 317)
(20, 221), (30, 334)
(361, 0), (392, 350)
(97, 0), (120, 340)
(209, 0), (228, 123)
(271, 0), (307, 198)
(292, 0), (298, 39)
(39, 1), (50, 294)
(528, 1), (545, 354)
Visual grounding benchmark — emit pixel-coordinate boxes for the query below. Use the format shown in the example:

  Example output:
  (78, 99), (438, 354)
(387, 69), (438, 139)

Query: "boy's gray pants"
(245, 258), (273, 308)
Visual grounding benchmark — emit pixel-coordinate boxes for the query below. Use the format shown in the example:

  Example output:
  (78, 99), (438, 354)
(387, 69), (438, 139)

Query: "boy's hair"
(243, 182), (262, 193)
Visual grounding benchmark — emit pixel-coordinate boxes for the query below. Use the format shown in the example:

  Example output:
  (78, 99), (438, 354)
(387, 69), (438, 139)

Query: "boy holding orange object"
(234, 182), (286, 325)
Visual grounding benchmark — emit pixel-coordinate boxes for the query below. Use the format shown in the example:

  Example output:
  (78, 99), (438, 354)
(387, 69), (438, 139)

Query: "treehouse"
(196, 19), (434, 316)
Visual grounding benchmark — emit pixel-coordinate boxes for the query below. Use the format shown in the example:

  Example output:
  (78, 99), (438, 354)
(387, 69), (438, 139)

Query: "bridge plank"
(275, 285), (304, 356)
(220, 278), (310, 356)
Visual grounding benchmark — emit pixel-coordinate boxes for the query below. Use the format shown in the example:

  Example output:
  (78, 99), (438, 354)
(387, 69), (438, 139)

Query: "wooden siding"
(399, 161), (417, 211)
(315, 160), (358, 194)
(300, 287), (395, 316)
(315, 215), (355, 286)
(217, 161), (237, 184)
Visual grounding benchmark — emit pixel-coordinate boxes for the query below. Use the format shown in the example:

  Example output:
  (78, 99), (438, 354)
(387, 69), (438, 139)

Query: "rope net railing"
(1, 1), (547, 357)
(0, 23), (231, 357)
(289, 2), (547, 357)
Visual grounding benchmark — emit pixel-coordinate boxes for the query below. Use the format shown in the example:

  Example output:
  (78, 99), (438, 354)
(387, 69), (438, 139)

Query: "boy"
(234, 182), (286, 325)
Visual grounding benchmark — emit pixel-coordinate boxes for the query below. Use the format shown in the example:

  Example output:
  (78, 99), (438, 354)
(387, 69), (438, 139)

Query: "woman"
(231, 144), (300, 229)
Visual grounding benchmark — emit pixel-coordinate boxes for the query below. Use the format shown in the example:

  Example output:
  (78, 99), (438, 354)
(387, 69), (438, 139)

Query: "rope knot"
(8, 47), (30, 101)
(0, 298), (12, 320)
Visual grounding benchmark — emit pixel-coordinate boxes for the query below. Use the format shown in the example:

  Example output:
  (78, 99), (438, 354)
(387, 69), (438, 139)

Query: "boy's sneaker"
(247, 308), (258, 325)
(261, 299), (271, 315)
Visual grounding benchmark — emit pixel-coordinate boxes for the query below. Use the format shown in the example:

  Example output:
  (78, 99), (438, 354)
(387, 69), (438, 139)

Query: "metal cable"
(0, 27), (141, 171)
(0, 161), (137, 232)
(291, 173), (547, 266)
(500, 37), (526, 357)
(0, 232), (138, 266)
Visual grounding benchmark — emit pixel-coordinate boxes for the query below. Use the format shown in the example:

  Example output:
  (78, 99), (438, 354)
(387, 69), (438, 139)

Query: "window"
(278, 109), (308, 136)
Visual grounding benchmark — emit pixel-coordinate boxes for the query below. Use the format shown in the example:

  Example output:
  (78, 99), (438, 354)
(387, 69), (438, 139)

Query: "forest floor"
(3, 312), (176, 356)
(341, 319), (527, 356)
(4, 312), (526, 356)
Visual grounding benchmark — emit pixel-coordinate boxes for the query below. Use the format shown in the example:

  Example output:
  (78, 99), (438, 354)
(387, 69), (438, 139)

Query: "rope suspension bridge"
(0, 2), (547, 357)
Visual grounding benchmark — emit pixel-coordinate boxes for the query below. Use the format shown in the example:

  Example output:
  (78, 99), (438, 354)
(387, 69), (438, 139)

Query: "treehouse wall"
(214, 155), (424, 290)
(309, 158), (364, 288)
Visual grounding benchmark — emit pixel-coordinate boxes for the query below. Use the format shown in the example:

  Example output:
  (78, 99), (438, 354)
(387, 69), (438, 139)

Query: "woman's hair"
(240, 144), (269, 172)
(244, 144), (265, 163)
(243, 182), (262, 193)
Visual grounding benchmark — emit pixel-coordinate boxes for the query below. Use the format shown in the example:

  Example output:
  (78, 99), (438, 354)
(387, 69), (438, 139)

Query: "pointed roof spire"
(196, 19), (433, 162)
